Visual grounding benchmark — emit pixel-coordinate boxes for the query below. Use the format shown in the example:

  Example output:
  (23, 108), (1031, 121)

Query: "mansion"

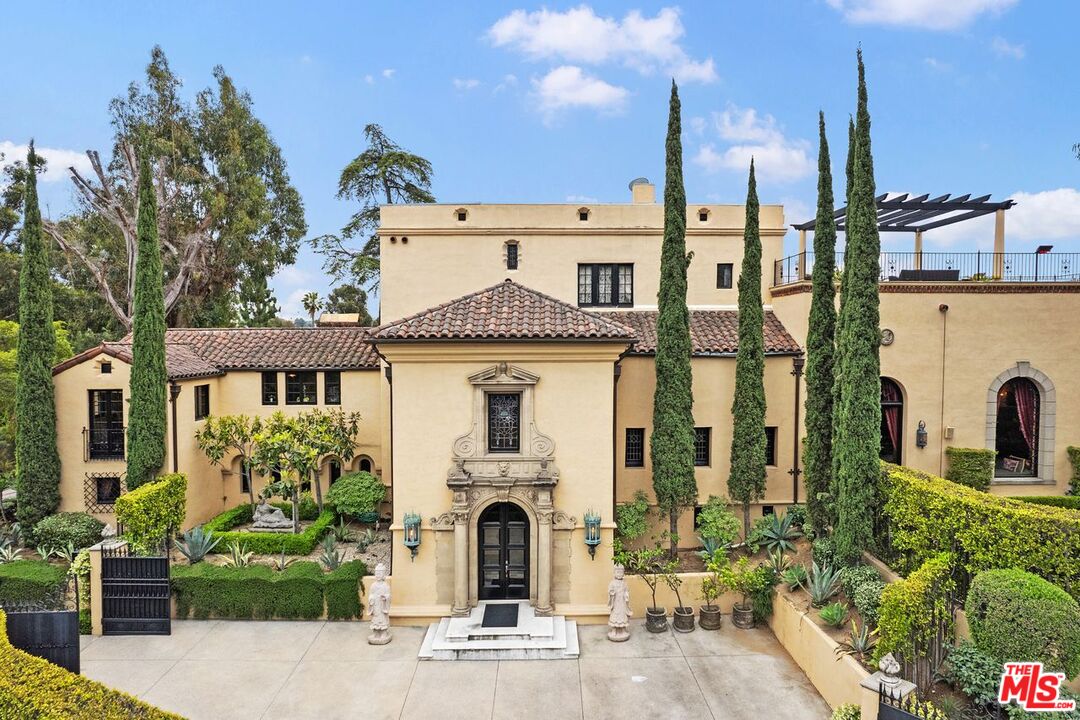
(51, 178), (1080, 621)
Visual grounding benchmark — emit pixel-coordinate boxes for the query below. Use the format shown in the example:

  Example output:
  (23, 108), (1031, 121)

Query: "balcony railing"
(772, 251), (1080, 287)
(84, 427), (125, 461)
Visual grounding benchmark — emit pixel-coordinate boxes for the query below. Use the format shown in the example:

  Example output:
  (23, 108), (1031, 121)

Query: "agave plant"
(756, 512), (802, 554)
(835, 620), (878, 662)
(332, 518), (356, 543)
(223, 540), (253, 568)
(357, 528), (377, 552)
(270, 549), (296, 572)
(175, 526), (220, 565)
(320, 540), (344, 571)
(767, 548), (792, 574)
(0, 542), (22, 563)
(697, 535), (723, 561)
(808, 560), (842, 607)
(781, 564), (808, 590)
(35, 545), (55, 561)
(819, 601), (848, 627)
(55, 542), (78, 565)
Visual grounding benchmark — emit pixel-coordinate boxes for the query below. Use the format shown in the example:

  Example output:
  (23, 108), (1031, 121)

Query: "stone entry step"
(418, 601), (579, 660)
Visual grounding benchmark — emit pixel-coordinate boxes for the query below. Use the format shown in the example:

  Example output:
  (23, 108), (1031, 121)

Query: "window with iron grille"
(577, 263), (633, 307)
(625, 428), (645, 467)
(765, 426), (777, 466)
(487, 393), (521, 452)
(506, 242), (519, 270)
(694, 427), (711, 466)
(717, 263), (734, 289)
(240, 463), (251, 494)
(262, 371), (278, 405)
(194, 384), (210, 420)
(96, 476), (121, 505)
(324, 371), (341, 405)
(285, 371), (317, 405)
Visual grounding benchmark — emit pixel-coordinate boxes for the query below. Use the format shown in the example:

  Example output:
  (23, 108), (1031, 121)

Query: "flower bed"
(201, 502), (334, 555)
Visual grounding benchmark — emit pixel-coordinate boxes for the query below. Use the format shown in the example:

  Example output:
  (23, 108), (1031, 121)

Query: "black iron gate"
(101, 544), (171, 635)
(4, 609), (80, 672)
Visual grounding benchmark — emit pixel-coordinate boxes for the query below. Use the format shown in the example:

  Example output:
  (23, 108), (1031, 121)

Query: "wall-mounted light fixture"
(916, 421), (928, 449)
(584, 510), (602, 559)
(403, 512), (422, 561)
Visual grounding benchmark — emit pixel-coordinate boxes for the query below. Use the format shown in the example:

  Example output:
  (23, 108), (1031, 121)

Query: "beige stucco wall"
(378, 203), (785, 321)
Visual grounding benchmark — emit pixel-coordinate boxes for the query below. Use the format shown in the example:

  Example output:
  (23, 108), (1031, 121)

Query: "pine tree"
(803, 113), (838, 537)
(126, 149), (168, 489)
(650, 80), (697, 559)
(14, 143), (60, 534)
(728, 159), (767, 541)
(834, 49), (882, 564)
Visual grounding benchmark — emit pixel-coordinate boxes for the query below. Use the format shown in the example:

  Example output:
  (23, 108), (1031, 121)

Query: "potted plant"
(664, 563), (694, 633)
(722, 557), (767, 629)
(698, 548), (726, 630)
(628, 546), (670, 633)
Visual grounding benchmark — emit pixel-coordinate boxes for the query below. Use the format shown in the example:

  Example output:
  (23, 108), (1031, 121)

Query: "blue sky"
(3, 1), (1078, 318)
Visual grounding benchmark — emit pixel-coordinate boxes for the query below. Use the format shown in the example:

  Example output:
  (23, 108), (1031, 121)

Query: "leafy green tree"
(43, 46), (306, 329)
(195, 415), (264, 509)
(311, 124), (434, 290)
(302, 291), (322, 327)
(834, 50), (882, 564)
(728, 159), (767, 542)
(125, 149), (168, 489)
(325, 284), (374, 326)
(14, 144), (62, 534)
(0, 151), (47, 249)
(298, 409), (361, 513)
(235, 270), (280, 327)
(251, 412), (309, 533)
(803, 112), (838, 536)
(650, 81), (696, 560)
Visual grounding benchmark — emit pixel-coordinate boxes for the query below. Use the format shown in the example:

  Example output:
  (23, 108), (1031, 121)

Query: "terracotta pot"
(673, 606), (695, 633)
(698, 605), (722, 630)
(732, 603), (755, 629)
(645, 607), (669, 633)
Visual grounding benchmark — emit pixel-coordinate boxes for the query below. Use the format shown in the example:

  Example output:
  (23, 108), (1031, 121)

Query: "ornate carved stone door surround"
(435, 362), (570, 617)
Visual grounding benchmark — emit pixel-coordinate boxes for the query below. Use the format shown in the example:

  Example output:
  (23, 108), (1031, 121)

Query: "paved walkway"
(79, 619), (830, 720)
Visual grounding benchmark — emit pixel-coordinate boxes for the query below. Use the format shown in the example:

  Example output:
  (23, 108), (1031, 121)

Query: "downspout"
(168, 381), (181, 473)
(612, 344), (635, 521)
(372, 344), (394, 574)
(790, 354), (805, 503)
(938, 304), (949, 476)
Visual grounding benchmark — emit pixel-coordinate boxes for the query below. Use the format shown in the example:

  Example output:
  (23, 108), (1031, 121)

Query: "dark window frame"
(487, 392), (522, 453)
(324, 371), (341, 405)
(194, 384), (210, 420)
(262, 371), (278, 405)
(694, 427), (711, 467)
(285, 371), (318, 405)
(506, 241), (519, 270)
(329, 459), (341, 486)
(95, 475), (122, 505)
(717, 263), (734, 289)
(765, 426), (778, 466)
(240, 462), (251, 495)
(100, 362), (112, 374)
(625, 428), (645, 467)
(577, 263), (634, 307)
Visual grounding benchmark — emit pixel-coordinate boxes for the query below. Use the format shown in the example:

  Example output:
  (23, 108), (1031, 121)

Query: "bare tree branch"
(42, 220), (131, 329)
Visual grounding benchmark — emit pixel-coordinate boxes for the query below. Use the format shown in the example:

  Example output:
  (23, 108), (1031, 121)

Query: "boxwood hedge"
(1010, 495), (1080, 511)
(202, 503), (333, 555)
(943, 447), (995, 492)
(0, 560), (67, 606)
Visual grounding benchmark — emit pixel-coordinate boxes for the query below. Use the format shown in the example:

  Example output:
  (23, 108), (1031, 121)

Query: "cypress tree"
(803, 112), (838, 537)
(650, 80), (697, 559)
(833, 49), (882, 564)
(728, 159), (767, 541)
(126, 149), (168, 489)
(14, 143), (61, 534)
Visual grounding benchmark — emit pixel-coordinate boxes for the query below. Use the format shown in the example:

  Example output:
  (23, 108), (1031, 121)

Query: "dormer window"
(100, 362), (112, 374)
(455, 208), (468, 222)
(505, 241), (519, 270)
(578, 207), (590, 222)
(698, 208), (710, 222)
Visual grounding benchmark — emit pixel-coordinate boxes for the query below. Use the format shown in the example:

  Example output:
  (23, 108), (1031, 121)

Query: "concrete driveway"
(79, 619), (830, 720)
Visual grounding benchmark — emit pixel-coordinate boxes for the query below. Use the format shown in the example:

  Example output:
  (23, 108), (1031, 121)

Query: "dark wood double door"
(478, 503), (529, 601)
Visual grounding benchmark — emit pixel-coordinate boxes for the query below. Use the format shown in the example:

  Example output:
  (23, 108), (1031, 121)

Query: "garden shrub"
(32, 512), (105, 550)
(840, 564), (880, 600)
(811, 535), (837, 567)
(171, 559), (365, 620)
(946, 642), (1080, 719)
(0, 560), (67, 606)
(830, 704), (860, 720)
(944, 447), (996, 491)
(965, 569), (1080, 678)
(1069, 446), (1080, 496)
(325, 472), (384, 519)
(114, 472), (186, 551)
(0, 610), (182, 720)
(1011, 495), (1080, 511)
(853, 579), (886, 627)
(204, 499), (319, 533)
(695, 495), (740, 547)
(203, 509), (335, 555)
(876, 554), (955, 663)
(785, 502), (807, 529)
(615, 490), (650, 542)
(881, 463), (1080, 598)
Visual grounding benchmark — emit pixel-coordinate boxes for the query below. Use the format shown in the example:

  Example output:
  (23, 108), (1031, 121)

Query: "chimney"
(629, 177), (655, 204)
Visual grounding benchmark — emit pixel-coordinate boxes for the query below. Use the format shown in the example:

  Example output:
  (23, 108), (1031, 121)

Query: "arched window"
(995, 377), (1040, 477)
(359, 456), (373, 473)
(880, 378), (904, 464)
(328, 459), (341, 486)
(577, 207), (590, 222)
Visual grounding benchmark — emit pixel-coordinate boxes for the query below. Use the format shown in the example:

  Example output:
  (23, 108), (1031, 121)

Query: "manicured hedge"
(202, 508), (335, 555)
(203, 498), (320, 531)
(1068, 446), (1080, 495)
(876, 554), (955, 663)
(1011, 495), (1080, 511)
(33, 512), (105, 550)
(171, 559), (365, 620)
(115, 472), (187, 551)
(944, 447), (995, 492)
(0, 610), (182, 719)
(966, 569), (1080, 678)
(0, 560), (67, 606)
(880, 463), (1080, 598)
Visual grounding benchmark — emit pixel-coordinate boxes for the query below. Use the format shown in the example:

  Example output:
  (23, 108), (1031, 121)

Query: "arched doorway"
(880, 378), (904, 464)
(995, 377), (1040, 478)
(478, 502), (529, 601)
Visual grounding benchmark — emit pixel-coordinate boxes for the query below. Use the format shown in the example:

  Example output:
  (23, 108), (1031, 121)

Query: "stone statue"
(879, 652), (901, 687)
(252, 498), (292, 530)
(368, 563), (392, 645)
(607, 563), (631, 642)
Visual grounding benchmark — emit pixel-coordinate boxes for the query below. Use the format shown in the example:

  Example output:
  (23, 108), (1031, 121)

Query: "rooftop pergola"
(792, 192), (1015, 234)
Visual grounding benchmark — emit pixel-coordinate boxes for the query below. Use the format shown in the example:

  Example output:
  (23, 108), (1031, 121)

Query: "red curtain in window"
(881, 380), (901, 457)
(1012, 379), (1038, 463)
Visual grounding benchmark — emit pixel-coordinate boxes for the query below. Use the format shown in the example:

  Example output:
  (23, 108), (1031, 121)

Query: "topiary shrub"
(1068, 446), (1080, 496)
(966, 569), (1080, 678)
(202, 509), (335, 555)
(876, 554), (955, 666)
(325, 472), (384, 519)
(853, 579), (886, 627)
(114, 472), (186, 551)
(33, 512), (105, 550)
(1011, 495), (1080, 511)
(0, 560), (67, 607)
(324, 560), (365, 620)
(812, 535), (837, 567)
(840, 564), (880, 600)
(944, 447), (995, 492)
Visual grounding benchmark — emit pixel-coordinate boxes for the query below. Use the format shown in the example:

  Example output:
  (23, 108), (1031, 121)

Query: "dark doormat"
(481, 603), (519, 628)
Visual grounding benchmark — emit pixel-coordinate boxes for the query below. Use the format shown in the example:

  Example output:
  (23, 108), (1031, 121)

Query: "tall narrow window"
(262, 372), (278, 405)
(325, 371), (341, 405)
(625, 428), (645, 467)
(506, 241), (519, 270)
(240, 462), (251, 495)
(88, 389), (124, 460)
(995, 377), (1039, 477)
(194, 384), (210, 420)
(359, 457), (373, 473)
(717, 263), (734, 289)
(577, 264), (633, 307)
(765, 426), (778, 466)
(286, 371), (317, 405)
(694, 427), (711, 466)
(487, 393), (521, 452)
(329, 460), (341, 486)
(880, 378), (904, 464)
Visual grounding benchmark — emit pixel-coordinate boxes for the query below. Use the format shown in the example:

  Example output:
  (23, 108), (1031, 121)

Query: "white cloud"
(364, 74), (375, 85)
(923, 57), (952, 72)
(991, 36), (1025, 59)
(0, 141), (93, 184)
(691, 105), (814, 183)
(453, 78), (481, 91)
(924, 189), (1080, 250)
(532, 66), (629, 118)
(825, 0), (1017, 30)
(493, 74), (519, 94)
(688, 116), (707, 135)
(489, 6), (717, 83)
(566, 194), (599, 203)
(280, 289), (313, 321)
(382, 68), (396, 79)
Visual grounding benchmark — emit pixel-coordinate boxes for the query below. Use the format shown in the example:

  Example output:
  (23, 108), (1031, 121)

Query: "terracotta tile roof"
(159, 327), (380, 370)
(371, 279), (638, 342)
(597, 310), (802, 356)
(101, 342), (224, 380)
